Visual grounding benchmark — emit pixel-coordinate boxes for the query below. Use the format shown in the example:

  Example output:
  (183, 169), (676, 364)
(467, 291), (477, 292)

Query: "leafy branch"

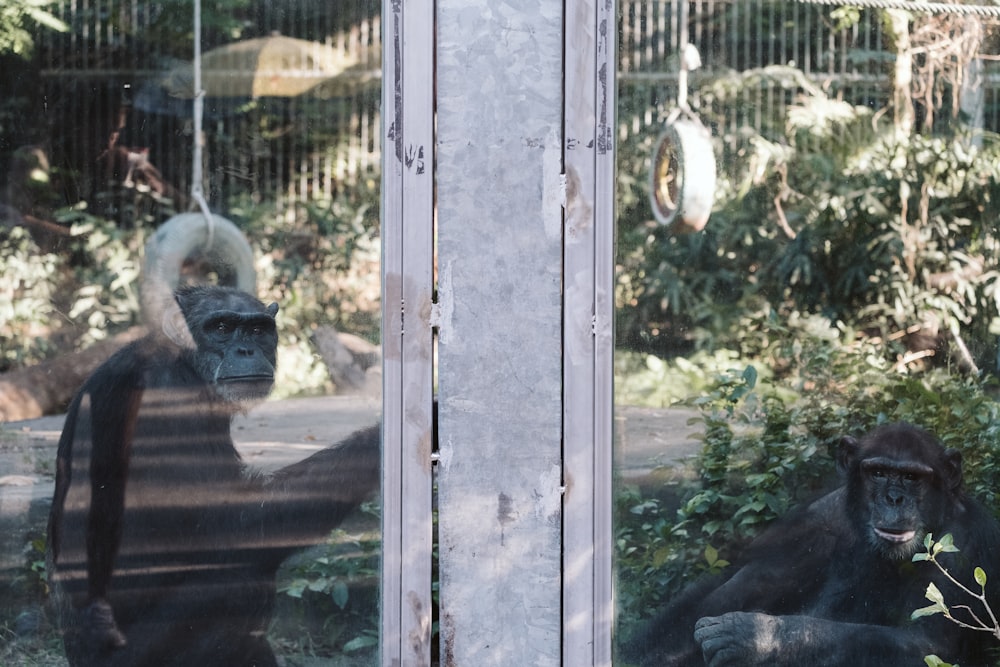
(912, 533), (1000, 667)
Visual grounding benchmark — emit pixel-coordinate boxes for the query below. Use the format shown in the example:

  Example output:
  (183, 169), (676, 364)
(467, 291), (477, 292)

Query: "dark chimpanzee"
(47, 285), (380, 667)
(622, 422), (1000, 667)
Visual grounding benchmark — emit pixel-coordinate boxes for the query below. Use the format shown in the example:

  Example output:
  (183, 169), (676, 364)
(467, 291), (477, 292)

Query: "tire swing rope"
(649, 42), (717, 233)
(191, 0), (215, 250)
(140, 0), (257, 325)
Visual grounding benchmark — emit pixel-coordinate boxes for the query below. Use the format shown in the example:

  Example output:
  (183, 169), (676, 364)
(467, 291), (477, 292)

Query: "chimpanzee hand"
(694, 611), (783, 667)
(83, 598), (127, 650)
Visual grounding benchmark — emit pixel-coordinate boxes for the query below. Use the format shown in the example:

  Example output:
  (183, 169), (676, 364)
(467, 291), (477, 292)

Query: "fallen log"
(0, 327), (146, 422)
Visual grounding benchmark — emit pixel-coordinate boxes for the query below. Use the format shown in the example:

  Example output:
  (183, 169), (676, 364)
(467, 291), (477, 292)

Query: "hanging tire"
(649, 118), (716, 233)
(141, 212), (257, 322)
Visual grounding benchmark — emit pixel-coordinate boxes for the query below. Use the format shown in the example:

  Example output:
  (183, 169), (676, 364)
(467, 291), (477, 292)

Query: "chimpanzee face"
(859, 456), (938, 560)
(173, 286), (280, 411)
(840, 423), (961, 561)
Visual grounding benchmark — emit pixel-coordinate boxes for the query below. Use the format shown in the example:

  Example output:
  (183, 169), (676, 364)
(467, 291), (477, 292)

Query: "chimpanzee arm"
(49, 348), (145, 651)
(254, 424), (381, 562)
(694, 611), (948, 667)
(85, 381), (142, 604)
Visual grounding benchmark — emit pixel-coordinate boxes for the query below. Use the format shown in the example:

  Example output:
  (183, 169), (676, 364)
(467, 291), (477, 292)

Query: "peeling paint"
(534, 464), (563, 522)
(436, 260), (455, 344)
(542, 128), (563, 241)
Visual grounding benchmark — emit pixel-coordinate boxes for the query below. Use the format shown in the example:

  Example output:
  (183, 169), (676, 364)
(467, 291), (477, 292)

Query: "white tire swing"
(649, 43), (716, 233)
(141, 213), (256, 320)
(140, 0), (256, 323)
(649, 117), (716, 233)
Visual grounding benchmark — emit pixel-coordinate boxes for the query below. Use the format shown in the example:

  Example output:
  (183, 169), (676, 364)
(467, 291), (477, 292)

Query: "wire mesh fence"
(35, 0), (381, 220)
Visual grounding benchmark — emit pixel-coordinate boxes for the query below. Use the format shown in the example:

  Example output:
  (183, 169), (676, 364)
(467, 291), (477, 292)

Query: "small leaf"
(924, 582), (945, 606)
(332, 580), (350, 609)
(911, 603), (946, 620)
(344, 634), (379, 652)
(307, 577), (330, 593)
(705, 544), (719, 566)
(975, 567), (987, 588)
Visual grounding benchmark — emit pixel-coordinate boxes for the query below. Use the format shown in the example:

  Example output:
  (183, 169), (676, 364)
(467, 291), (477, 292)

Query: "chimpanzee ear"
(836, 436), (860, 477)
(942, 448), (963, 491)
(266, 302), (279, 318)
(162, 298), (196, 350)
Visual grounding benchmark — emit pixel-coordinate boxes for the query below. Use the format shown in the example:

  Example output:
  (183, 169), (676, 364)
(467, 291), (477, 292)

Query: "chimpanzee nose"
(886, 489), (905, 506)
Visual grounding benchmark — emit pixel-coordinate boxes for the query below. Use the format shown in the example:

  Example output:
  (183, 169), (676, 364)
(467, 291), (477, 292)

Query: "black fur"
(622, 422), (1000, 667)
(48, 286), (379, 666)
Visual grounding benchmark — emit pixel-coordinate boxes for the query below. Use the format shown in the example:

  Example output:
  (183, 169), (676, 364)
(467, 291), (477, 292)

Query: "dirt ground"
(0, 395), (700, 664)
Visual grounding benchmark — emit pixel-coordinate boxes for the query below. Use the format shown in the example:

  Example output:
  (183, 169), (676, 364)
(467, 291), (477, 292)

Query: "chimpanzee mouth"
(218, 375), (273, 384)
(874, 527), (917, 544)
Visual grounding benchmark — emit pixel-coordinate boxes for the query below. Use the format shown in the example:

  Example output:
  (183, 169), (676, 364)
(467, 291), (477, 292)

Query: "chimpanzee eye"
(212, 320), (231, 334)
(870, 469), (886, 480)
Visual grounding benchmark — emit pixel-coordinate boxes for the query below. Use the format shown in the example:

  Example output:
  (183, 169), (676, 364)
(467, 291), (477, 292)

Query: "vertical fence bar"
(380, 0), (435, 663)
(564, 0), (615, 663)
(563, 0), (599, 661)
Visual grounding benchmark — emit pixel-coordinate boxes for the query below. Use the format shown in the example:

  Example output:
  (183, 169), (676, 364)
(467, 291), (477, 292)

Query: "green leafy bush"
(615, 325), (1000, 627)
(616, 67), (1000, 375)
(273, 503), (380, 657)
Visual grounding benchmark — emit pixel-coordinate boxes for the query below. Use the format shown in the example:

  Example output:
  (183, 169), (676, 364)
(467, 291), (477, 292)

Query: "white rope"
(190, 0), (215, 249)
(795, 0), (1000, 18)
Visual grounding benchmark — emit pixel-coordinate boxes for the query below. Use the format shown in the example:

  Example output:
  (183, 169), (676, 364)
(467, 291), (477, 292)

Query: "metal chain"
(796, 0), (1000, 17)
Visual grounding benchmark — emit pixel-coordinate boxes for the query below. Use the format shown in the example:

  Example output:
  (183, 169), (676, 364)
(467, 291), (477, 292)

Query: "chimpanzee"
(621, 422), (1000, 667)
(47, 285), (380, 667)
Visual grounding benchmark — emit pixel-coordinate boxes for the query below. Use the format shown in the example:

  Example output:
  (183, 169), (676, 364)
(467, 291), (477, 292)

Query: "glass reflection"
(0, 2), (381, 665)
(615, 2), (1000, 665)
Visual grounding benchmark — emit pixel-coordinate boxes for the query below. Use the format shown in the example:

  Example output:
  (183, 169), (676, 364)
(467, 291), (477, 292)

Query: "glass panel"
(0, 2), (381, 665)
(615, 2), (1000, 665)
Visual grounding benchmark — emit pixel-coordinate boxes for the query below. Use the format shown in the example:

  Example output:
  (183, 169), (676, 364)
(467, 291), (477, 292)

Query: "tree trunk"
(0, 327), (146, 422)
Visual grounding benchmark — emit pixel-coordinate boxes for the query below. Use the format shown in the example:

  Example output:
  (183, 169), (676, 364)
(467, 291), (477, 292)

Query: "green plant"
(0, 227), (58, 371)
(616, 65), (1000, 375)
(0, 0), (66, 57)
(615, 323), (1000, 634)
(912, 533), (1000, 667)
(912, 534), (998, 637)
(274, 501), (380, 655)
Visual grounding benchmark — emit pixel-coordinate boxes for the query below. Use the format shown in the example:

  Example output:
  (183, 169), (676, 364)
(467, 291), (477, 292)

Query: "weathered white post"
(435, 1), (565, 664)
(382, 0), (614, 663)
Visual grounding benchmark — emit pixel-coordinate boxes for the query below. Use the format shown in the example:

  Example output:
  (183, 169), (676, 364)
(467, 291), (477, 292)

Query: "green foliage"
(0, 0), (66, 57)
(615, 323), (1000, 628)
(0, 209), (147, 371)
(911, 533), (999, 666)
(0, 227), (58, 370)
(58, 207), (147, 345)
(274, 503), (379, 656)
(0, 179), (380, 399)
(616, 67), (1000, 374)
(19, 535), (47, 598)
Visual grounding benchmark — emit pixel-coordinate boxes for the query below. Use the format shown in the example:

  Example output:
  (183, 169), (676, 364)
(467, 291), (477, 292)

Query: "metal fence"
(32, 0), (1000, 216)
(37, 0), (381, 218)
(619, 0), (1000, 172)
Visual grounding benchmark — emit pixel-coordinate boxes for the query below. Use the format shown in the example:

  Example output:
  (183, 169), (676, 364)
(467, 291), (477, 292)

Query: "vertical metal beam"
(435, 0), (565, 664)
(563, 0), (616, 664)
(381, 0), (434, 663)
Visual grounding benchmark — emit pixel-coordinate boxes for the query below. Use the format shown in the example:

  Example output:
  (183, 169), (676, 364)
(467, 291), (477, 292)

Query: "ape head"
(839, 422), (963, 560)
(161, 285), (279, 411)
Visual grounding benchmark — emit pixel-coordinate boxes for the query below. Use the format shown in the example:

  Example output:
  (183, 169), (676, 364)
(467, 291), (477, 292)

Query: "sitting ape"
(623, 422), (1000, 667)
(48, 286), (380, 667)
